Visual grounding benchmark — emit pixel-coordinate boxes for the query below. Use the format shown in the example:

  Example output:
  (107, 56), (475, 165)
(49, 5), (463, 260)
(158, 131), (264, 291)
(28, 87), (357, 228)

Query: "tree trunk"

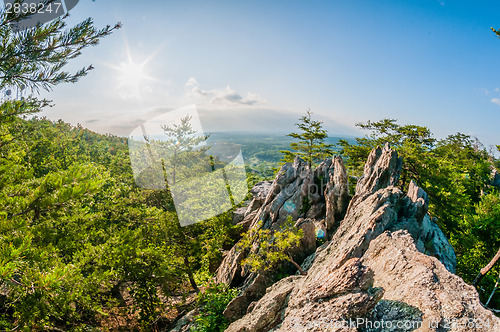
(161, 159), (199, 293)
(185, 256), (200, 293)
(485, 270), (500, 307)
(473, 246), (500, 287)
(288, 254), (307, 276)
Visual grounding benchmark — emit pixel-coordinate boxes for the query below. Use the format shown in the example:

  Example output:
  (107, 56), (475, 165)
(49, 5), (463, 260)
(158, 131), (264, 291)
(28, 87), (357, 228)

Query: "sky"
(18, 0), (500, 149)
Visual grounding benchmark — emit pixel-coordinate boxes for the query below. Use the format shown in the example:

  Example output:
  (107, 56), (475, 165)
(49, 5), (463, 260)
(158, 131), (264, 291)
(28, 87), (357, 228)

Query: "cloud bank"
(185, 77), (265, 106)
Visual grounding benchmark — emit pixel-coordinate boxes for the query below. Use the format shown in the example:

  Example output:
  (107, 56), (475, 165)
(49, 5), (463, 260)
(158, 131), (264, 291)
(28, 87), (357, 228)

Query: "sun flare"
(118, 61), (146, 87)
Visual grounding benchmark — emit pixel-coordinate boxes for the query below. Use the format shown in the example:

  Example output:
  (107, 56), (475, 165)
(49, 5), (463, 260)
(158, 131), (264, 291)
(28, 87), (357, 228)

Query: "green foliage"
(238, 216), (303, 273)
(0, 114), (241, 330)
(337, 119), (435, 182)
(191, 283), (238, 332)
(0, 6), (242, 330)
(492, 27), (500, 38)
(280, 110), (333, 168)
(0, 7), (122, 327)
(156, 114), (210, 186)
(451, 192), (500, 308)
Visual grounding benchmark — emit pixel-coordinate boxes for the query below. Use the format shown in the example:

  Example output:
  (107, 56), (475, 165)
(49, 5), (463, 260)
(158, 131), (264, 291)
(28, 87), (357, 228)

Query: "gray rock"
(223, 273), (273, 322)
(243, 180), (273, 220)
(355, 143), (402, 196)
(226, 276), (302, 332)
(361, 230), (499, 332)
(405, 179), (428, 221)
(236, 208), (259, 233)
(223, 145), (495, 332)
(251, 181), (273, 201)
(325, 156), (350, 234)
(291, 218), (317, 263)
(215, 246), (247, 287)
(300, 240), (329, 273)
(418, 214), (457, 273)
(216, 156), (349, 291)
(232, 207), (247, 225)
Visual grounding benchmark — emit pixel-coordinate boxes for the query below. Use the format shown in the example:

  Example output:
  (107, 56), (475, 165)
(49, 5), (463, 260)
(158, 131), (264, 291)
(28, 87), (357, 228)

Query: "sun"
(106, 30), (166, 99)
(105, 28), (170, 99)
(118, 61), (146, 88)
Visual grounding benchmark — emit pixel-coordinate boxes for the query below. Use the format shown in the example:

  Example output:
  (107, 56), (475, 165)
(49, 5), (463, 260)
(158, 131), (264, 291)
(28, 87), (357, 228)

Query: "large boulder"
(225, 145), (496, 332)
(361, 230), (497, 331)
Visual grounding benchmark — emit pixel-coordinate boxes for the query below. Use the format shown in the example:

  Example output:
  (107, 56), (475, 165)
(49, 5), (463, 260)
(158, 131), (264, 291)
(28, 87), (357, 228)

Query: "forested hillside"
(0, 116), (246, 330)
(206, 132), (354, 179)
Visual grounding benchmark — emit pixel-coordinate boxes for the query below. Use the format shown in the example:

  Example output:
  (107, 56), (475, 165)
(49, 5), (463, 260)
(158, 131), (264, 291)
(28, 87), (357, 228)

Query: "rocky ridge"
(173, 144), (500, 331)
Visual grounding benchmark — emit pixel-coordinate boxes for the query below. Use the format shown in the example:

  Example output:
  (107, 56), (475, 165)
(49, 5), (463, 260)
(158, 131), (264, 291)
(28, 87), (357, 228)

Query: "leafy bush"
(238, 216), (306, 275)
(191, 283), (238, 332)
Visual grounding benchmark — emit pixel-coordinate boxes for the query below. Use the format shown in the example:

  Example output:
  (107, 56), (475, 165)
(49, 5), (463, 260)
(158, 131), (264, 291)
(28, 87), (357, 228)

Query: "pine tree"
(159, 114), (209, 186)
(280, 109), (333, 168)
(0, 6), (121, 126)
(0, 7), (122, 329)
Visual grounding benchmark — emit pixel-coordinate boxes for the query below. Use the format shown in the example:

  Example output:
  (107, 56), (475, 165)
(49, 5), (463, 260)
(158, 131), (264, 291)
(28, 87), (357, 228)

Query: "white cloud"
(185, 77), (265, 106)
(185, 77), (208, 97)
(490, 98), (500, 106)
(495, 87), (500, 93)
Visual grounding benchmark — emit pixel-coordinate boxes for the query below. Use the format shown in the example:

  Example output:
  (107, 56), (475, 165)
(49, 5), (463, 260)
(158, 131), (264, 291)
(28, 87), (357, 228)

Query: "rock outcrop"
(324, 156), (350, 236)
(222, 145), (499, 332)
(233, 181), (273, 232)
(248, 156), (349, 231)
(215, 155), (350, 322)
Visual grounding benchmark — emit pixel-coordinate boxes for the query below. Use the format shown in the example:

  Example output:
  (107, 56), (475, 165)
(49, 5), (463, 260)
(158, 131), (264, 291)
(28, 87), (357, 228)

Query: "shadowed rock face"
(325, 156), (350, 235)
(221, 146), (499, 332)
(233, 181), (273, 232)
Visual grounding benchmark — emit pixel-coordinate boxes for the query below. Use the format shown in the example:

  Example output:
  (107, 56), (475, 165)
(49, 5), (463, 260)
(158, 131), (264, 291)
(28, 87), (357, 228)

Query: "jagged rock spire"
(355, 143), (402, 196)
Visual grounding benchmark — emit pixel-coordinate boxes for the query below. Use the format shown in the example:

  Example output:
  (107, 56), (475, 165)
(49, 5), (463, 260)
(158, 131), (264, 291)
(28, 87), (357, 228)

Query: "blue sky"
(30, 0), (500, 149)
